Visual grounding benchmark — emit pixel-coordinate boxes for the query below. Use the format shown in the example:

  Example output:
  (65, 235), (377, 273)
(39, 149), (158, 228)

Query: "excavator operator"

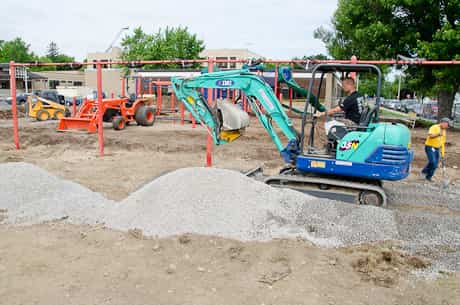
(315, 77), (365, 125)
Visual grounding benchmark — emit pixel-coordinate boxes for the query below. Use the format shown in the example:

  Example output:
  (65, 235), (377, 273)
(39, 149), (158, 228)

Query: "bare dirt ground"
(1, 113), (460, 305)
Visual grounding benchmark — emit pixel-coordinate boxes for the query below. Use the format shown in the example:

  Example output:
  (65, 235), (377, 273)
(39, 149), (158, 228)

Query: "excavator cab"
(301, 64), (383, 156)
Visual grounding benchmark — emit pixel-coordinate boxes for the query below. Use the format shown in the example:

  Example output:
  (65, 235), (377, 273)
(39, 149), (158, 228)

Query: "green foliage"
(0, 38), (36, 63)
(121, 26), (205, 69)
(46, 42), (59, 60)
(315, 0), (460, 118)
(42, 42), (75, 71)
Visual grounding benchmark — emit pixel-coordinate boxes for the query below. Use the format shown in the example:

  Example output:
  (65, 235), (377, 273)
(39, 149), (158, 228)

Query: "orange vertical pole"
(206, 58), (213, 167)
(149, 80), (152, 95)
(9, 61), (19, 149)
(171, 90), (175, 124)
(156, 84), (162, 115)
(121, 78), (126, 97)
(180, 103), (185, 125)
(136, 77), (141, 97)
(351, 55), (357, 80)
(191, 113), (196, 128)
(242, 93), (247, 112)
(72, 97), (77, 116)
(171, 90), (175, 112)
(96, 62), (104, 157)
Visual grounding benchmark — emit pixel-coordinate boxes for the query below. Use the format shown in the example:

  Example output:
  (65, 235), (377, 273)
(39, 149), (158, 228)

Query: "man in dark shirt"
(316, 78), (364, 125)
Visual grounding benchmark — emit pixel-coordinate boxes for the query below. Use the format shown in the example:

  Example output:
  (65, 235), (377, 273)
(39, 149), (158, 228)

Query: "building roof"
(0, 70), (46, 81)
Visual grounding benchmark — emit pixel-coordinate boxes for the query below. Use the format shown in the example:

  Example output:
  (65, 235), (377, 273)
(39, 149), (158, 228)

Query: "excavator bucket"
(57, 117), (98, 133)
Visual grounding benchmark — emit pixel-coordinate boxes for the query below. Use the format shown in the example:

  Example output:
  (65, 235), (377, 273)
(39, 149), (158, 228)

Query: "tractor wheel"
(53, 110), (65, 120)
(36, 110), (50, 121)
(112, 116), (126, 130)
(135, 106), (155, 126)
(64, 109), (72, 117)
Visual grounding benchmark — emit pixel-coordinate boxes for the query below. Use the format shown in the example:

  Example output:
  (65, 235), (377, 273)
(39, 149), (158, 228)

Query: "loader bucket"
(57, 117), (98, 133)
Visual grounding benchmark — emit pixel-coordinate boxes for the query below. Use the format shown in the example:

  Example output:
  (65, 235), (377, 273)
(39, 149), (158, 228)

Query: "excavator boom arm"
(171, 69), (300, 163)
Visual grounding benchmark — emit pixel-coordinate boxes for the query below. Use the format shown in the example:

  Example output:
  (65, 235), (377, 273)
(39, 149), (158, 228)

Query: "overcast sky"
(2, 0), (337, 60)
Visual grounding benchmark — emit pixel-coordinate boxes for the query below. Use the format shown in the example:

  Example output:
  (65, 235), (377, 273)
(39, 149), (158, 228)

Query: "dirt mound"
(0, 107), (25, 120)
(345, 242), (430, 287)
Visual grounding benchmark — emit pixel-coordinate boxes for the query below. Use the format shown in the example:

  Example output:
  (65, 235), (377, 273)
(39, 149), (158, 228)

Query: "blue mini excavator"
(171, 64), (413, 207)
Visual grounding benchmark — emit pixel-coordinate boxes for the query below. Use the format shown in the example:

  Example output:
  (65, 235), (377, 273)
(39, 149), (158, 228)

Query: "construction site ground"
(1, 113), (460, 305)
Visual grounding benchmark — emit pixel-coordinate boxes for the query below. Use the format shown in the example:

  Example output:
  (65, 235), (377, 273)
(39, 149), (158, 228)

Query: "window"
(216, 57), (228, 69)
(49, 80), (60, 89)
(101, 59), (109, 69)
(230, 57), (237, 69)
(73, 81), (83, 86)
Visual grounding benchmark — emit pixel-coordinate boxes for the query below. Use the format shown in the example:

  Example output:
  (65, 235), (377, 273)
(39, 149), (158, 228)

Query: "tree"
(46, 42), (59, 61)
(121, 26), (205, 69)
(43, 42), (75, 70)
(315, 0), (460, 119)
(0, 38), (36, 63)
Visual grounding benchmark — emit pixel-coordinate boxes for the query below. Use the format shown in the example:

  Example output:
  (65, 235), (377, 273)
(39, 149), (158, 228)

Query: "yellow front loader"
(26, 96), (69, 121)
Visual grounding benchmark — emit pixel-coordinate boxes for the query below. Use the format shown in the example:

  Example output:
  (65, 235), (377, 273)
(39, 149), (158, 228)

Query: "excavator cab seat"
(326, 106), (377, 154)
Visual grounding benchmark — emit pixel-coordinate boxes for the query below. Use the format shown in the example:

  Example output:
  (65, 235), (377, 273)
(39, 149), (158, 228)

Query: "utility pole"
(105, 27), (129, 53)
(24, 67), (28, 94)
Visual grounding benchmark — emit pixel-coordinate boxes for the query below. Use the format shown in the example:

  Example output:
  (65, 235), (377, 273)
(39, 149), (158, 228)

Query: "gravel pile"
(0, 162), (113, 225)
(386, 180), (460, 210)
(1, 162), (459, 272)
(108, 167), (307, 241)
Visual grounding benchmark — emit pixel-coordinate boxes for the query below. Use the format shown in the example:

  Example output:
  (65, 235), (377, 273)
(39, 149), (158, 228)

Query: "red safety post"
(190, 113), (196, 128)
(121, 78), (126, 97)
(9, 61), (19, 150)
(350, 55), (358, 80)
(232, 89), (236, 103)
(72, 97), (77, 116)
(136, 77), (141, 97)
(111, 92), (114, 98)
(227, 88), (230, 100)
(180, 103), (185, 125)
(171, 91), (175, 113)
(96, 62), (104, 157)
(157, 83), (163, 115)
(242, 93), (247, 112)
(206, 58), (214, 167)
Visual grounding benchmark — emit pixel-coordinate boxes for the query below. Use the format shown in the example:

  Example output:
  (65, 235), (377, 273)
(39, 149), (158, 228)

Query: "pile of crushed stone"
(0, 163), (397, 245)
(0, 162), (112, 225)
(1, 162), (459, 272)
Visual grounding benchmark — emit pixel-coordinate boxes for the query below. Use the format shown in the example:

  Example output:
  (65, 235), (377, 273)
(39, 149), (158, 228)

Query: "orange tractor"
(58, 97), (155, 133)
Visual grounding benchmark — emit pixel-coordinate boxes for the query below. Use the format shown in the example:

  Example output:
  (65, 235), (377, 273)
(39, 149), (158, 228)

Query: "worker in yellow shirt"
(422, 118), (451, 181)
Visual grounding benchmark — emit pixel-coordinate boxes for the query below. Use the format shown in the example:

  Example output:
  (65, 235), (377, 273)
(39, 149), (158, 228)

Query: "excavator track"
(264, 172), (387, 207)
